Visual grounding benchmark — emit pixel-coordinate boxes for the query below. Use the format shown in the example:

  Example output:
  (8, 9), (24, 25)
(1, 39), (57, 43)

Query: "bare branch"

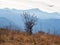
(22, 11), (37, 34)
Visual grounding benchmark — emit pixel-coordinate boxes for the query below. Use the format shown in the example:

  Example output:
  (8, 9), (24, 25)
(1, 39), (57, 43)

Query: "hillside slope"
(0, 8), (60, 35)
(0, 29), (60, 45)
(0, 17), (20, 30)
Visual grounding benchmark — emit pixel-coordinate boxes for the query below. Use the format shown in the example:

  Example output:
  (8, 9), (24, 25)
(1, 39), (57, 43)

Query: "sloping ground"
(0, 28), (60, 45)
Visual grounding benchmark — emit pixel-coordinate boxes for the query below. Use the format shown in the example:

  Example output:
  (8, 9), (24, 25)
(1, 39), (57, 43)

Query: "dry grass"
(0, 28), (60, 45)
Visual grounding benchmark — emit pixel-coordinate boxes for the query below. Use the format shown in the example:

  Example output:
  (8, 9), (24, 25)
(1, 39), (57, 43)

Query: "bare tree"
(22, 12), (37, 35)
(47, 28), (50, 34)
(53, 27), (56, 35)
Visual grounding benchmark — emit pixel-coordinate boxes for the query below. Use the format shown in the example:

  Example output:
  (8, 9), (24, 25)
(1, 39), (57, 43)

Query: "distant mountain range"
(0, 17), (20, 30)
(0, 8), (60, 35)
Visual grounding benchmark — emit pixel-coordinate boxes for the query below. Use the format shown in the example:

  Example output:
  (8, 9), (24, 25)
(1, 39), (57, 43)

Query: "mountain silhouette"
(0, 8), (60, 35)
(0, 17), (20, 30)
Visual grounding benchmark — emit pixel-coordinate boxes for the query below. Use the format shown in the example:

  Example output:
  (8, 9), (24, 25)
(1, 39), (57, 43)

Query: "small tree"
(47, 28), (50, 34)
(22, 12), (37, 35)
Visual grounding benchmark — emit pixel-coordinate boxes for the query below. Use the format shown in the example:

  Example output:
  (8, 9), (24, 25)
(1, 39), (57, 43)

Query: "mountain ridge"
(0, 8), (60, 35)
(0, 17), (20, 30)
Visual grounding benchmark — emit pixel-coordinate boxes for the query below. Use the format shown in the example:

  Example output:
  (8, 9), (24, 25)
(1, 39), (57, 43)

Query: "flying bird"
(41, 2), (54, 7)
(48, 5), (54, 7)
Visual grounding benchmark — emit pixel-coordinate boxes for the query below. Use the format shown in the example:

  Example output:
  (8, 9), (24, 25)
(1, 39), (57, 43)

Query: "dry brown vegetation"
(0, 28), (60, 45)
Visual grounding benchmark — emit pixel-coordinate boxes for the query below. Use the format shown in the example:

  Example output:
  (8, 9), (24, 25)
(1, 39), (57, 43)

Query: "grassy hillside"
(0, 28), (60, 45)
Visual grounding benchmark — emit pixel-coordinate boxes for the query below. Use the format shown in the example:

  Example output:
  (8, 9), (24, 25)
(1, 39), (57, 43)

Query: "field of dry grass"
(0, 28), (60, 45)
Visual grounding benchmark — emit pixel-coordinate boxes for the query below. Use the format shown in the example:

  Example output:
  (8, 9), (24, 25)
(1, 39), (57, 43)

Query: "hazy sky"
(0, 0), (60, 13)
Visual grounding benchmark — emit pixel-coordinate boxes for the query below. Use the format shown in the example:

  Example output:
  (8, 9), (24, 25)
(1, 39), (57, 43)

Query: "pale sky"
(0, 0), (60, 13)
